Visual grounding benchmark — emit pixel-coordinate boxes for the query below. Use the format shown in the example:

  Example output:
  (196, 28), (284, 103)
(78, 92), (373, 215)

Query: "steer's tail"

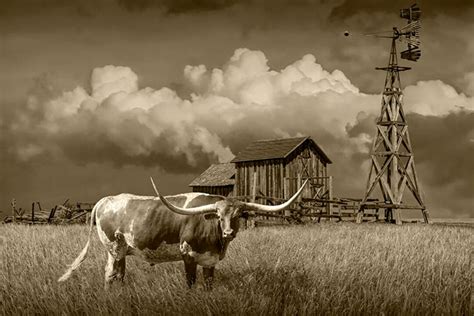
(58, 201), (99, 282)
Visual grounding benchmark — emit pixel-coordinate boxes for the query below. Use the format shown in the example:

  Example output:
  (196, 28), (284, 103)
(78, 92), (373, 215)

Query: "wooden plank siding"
(235, 159), (276, 202)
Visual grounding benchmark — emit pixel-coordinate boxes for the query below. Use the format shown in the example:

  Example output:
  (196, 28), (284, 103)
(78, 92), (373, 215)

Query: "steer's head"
(150, 177), (308, 241)
(203, 199), (243, 240)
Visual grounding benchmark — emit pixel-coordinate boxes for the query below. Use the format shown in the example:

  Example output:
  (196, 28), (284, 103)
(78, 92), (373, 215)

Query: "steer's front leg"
(182, 255), (197, 288)
(203, 266), (215, 290)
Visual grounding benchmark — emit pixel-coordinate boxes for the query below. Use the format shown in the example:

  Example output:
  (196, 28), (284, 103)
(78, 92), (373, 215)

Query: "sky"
(1, 0), (473, 219)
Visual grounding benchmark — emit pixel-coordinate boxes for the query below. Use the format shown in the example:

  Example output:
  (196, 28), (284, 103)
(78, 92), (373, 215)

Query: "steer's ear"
(204, 213), (218, 220)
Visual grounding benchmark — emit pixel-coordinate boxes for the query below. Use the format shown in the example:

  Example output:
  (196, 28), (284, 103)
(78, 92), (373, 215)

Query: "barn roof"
(189, 163), (235, 187)
(230, 136), (332, 164)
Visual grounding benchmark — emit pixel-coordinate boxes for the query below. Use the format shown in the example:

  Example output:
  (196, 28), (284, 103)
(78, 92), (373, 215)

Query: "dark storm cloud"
(114, 0), (474, 17)
(408, 111), (474, 195)
(115, 0), (320, 14)
(3, 0), (472, 18)
(113, 0), (474, 18)
(330, 0), (474, 20)
(347, 110), (474, 195)
(116, 0), (238, 13)
(2, 0), (472, 95)
(54, 119), (222, 173)
(0, 0), (240, 16)
(0, 0), (96, 16)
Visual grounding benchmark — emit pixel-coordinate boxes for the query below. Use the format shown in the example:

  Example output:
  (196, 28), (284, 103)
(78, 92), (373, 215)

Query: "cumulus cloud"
(403, 80), (474, 116)
(8, 64), (235, 171)
(91, 65), (139, 102)
(185, 50), (359, 101)
(5, 48), (474, 216)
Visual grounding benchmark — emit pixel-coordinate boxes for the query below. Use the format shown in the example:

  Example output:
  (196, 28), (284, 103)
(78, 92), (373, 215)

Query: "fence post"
(297, 174), (302, 203)
(48, 206), (57, 224)
(251, 171), (257, 203)
(328, 176), (333, 218)
(31, 202), (35, 223)
(11, 199), (16, 223)
(247, 172), (257, 229)
(284, 177), (291, 217)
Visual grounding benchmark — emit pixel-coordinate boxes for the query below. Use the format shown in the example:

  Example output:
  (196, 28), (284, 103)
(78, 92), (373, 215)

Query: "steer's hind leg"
(104, 232), (128, 289)
(182, 255), (197, 289)
(203, 266), (215, 290)
(104, 252), (126, 290)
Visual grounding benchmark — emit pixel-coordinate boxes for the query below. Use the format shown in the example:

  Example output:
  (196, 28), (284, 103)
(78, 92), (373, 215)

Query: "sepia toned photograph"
(0, 0), (472, 315)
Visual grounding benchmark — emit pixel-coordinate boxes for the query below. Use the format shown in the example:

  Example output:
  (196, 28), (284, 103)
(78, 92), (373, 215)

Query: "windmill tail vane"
(399, 3), (422, 62)
(367, 3), (422, 62)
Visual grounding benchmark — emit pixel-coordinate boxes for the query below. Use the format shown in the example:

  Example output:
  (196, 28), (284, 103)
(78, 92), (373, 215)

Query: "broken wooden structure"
(4, 198), (94, 225)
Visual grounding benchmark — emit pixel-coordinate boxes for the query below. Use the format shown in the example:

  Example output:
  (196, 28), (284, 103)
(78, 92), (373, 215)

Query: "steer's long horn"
(150, 177), (217, 215)
(243, 179), (309, 212)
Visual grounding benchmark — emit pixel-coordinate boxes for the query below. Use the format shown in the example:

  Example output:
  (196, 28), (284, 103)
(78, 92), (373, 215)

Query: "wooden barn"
(189, 136), (333, 214)
(189, 163), (235, 196)
(231, 136), (332, 203)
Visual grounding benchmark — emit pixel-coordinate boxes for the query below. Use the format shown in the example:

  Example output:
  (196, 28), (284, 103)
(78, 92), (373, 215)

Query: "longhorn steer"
(59, 178), (308, 289)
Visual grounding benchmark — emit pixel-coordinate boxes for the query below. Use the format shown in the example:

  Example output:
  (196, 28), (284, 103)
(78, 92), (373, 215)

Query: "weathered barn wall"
(234, 140), (330, 203)
(235, 158), (285, 200)
(284, 144), (329, 199)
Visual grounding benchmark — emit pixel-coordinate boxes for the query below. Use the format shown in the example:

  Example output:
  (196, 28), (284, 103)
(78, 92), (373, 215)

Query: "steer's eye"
(204, 213), (218, 220)
(240, 211), (249, 219)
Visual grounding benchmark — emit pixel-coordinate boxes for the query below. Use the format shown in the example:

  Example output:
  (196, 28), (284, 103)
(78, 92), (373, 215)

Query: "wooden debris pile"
(3, 199), (95, 225)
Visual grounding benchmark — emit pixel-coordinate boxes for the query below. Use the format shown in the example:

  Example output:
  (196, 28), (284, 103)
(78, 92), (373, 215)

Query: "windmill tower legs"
(357, 38), (430, 225)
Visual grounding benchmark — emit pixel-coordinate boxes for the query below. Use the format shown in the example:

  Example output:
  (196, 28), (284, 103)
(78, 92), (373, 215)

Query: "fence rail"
(3, 198), (94, 225)
(4, 193), (388, 226)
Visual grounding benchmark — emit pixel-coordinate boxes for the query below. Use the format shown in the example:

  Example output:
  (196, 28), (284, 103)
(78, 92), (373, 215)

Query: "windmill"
(356, 3), (430, 225)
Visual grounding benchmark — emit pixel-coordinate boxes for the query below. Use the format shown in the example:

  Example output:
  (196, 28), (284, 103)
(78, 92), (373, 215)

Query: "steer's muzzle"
(222, 229), (235, 240)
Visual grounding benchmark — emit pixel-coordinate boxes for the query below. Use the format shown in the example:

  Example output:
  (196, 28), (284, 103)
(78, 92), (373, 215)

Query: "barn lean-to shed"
(189, 163), (235, 196)
(231, 136), (332, 203)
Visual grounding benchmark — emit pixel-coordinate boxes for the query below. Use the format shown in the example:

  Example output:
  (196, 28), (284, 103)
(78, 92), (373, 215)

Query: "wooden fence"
(3, 189), (388, 227)
(231, 171), (391, 227)
(4, 199), (94, 225)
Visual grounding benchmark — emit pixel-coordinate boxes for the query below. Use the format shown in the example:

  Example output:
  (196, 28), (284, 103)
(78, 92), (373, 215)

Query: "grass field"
(0, 222), (472, 315)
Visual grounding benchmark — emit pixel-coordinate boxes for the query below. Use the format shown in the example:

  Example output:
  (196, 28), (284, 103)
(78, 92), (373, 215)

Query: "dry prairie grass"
(0, 223), (472, 315)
